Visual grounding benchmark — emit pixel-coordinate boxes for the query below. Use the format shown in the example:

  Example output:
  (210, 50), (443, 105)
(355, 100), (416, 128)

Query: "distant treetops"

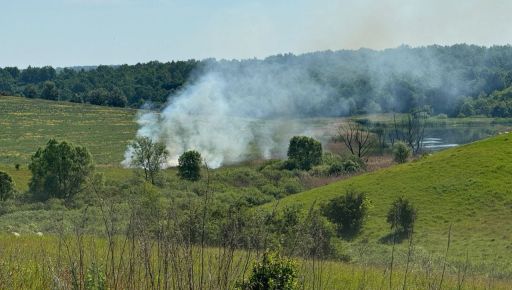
(3, 45), (512, 117)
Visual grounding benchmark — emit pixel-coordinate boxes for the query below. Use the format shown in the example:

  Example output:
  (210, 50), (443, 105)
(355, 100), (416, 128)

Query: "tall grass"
(1, 186), (511, 290)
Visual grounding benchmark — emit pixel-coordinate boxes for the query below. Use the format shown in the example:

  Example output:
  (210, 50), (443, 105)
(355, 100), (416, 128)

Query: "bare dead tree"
(336, 121), (375, 160)
(392, 110), (428, 155)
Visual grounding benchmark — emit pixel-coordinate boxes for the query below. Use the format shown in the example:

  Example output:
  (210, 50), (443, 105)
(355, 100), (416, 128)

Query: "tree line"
(2, 44), (512, 116)
(0, 60), (198, 108)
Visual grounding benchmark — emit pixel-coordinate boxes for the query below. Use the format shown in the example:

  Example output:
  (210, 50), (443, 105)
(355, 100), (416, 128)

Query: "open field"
(0, 96), (138, 166)
(268, 133), (512, 271)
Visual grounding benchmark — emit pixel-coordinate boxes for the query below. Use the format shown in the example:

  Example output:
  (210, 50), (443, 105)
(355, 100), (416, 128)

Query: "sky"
(1, 0), (511, 67)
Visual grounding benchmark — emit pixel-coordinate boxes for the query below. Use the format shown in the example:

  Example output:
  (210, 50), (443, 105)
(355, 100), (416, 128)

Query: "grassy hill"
(0, 95), (138, 166)
(269, 133), (512, 268)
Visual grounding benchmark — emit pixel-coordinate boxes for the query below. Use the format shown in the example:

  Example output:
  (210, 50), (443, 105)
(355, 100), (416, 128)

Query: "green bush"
(240, 188), (274, 206)
(343, 154), (366, 171)
(301, 208), (337, 258)
(342, 160), (359, 173)
(393, 141), (411, 164)
(328, 163), (344, 175)
(0, 171), (15, 201)
(177, 150), (202, 181)
(310, 153), (362, 176)
(281, 178), (303, 195)
(260, 184), (281, 197)
(45, 198), (67, 211)
(260, 167), (287, 184)
(310, 165), (331, 177)
(280, 159), (299, 170)
(322, 152), (343, 166)
(287, 136), (322, 170)
(225, 168), (267, 188)
(238, 252), (298, 290)
(321, 189), (370, 239)
(386, 196), (417, 234)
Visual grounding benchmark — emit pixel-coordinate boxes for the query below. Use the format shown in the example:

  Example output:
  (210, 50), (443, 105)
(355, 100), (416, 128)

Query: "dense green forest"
(0, 61), (199, 107)
(2, 44), (512, 116)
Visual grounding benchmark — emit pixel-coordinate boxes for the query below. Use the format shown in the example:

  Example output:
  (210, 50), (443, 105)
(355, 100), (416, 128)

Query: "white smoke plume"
(123, 58), (340, 168)
(122, 46), (482, 168)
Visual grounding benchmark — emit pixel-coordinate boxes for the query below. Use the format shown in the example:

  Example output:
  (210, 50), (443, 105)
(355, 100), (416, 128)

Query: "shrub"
(287, 136), (322, 170)
(177, 150), (202, 181)
(238, 252), (298, 290)
(393, 141), (411, 164)
(386, 196), (417, 234)
(321, 189), (369, 238)
(225, 168), (266, 188)
(280, 159), (298, 170)
(322, 152), (345, 176)
(0, 171), (15, 201)
(260, 167), (286, 184)
(342, 160), (359, 173)
(343, 154), (366, 170)
(322, 152), (343, 166)
(310, 165), (331, 177)
(328, 163), (344, 175)
(240, 188), (274, 206)
(260, 184), (281, 197)
(302, 208), (337, 258)
(281, 178), (303, 195)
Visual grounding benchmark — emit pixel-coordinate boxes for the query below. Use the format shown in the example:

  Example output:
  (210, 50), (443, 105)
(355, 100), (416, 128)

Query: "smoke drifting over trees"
(120, 45), (512, 168)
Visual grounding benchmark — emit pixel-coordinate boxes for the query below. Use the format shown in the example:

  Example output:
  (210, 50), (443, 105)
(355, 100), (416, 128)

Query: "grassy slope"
(0, 95), (138, 166)
(271, 133), (512, 264)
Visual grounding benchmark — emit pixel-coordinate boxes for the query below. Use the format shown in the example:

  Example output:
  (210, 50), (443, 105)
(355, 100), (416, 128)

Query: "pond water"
(421, 123), (512, 151)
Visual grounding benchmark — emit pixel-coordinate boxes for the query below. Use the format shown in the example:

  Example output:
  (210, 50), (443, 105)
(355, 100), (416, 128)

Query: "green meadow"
(0, 95), (138, 166)
(268, 133), (512, 271)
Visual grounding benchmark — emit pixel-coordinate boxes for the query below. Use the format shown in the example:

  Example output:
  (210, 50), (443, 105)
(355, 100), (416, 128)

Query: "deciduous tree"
(29, 139), (94, 200)
(0, 171), (15, 201)
(129, 136), (169, 185)
(177, 150), (202, 181)
(287, 136), (322, 170)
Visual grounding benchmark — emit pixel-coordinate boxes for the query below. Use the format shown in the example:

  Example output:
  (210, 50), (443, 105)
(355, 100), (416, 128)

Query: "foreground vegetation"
(1, 235), (510, 290)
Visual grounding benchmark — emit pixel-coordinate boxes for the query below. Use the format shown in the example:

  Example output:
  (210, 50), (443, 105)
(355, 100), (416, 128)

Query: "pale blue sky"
(1, 0), (511, 67)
